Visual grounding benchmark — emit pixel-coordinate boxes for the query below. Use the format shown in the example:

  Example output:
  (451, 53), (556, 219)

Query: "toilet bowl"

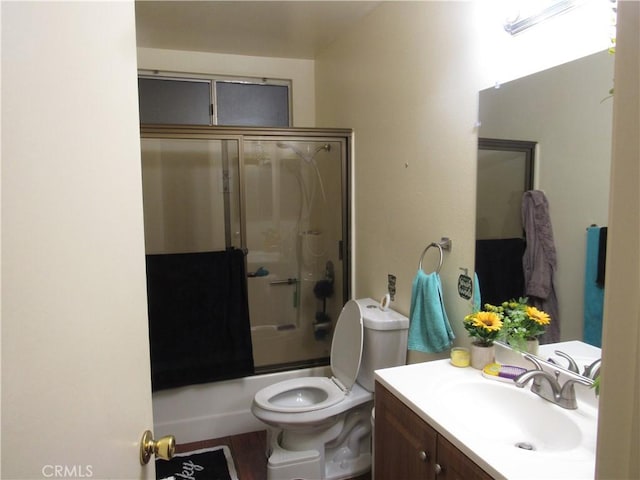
(253, 377), (373, 429)
(251, 298), (409, 480)
(255, 377), (344, 414)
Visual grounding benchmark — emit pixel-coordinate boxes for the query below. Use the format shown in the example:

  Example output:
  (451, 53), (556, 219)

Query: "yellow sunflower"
(526, 306), (551, 325)
(472, 311), (503, 331)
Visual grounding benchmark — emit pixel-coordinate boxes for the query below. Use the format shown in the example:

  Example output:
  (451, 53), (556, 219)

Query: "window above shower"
(138, 71), (291, 127)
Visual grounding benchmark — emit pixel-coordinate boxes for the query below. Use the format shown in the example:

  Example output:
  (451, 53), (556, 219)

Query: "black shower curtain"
(146, 248), (254, 391)
(475, 238), (526, 307)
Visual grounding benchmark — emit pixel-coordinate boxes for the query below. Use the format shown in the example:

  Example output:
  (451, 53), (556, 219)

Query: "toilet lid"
(330, 299), (364, 391)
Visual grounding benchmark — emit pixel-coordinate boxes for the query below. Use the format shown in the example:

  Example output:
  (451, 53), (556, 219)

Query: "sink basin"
(437, 380), (583, 451)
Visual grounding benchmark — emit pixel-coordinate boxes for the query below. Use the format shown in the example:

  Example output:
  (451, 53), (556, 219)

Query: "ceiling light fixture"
(504, 0), (583, 35)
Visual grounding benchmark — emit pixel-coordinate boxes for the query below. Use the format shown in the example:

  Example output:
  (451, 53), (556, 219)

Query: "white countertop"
(375, 359), (598, 480)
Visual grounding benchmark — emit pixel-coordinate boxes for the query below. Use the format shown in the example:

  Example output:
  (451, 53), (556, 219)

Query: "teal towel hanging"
(408, 270), (455, 353)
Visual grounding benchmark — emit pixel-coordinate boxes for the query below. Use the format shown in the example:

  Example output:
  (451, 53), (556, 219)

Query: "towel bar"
(418, 238), (451, 274)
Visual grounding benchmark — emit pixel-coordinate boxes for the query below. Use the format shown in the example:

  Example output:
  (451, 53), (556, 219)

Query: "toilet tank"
(355, 298), (409, 392)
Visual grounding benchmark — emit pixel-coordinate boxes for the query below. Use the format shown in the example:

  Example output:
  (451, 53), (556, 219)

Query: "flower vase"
(526, 338), (539, 355)
(471, 342), (495, 370)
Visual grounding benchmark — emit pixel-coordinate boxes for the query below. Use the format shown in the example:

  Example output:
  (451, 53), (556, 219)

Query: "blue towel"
(473, 272), (482, 312)
(584, 227), (604, 347)
(408, 270), (455, 353)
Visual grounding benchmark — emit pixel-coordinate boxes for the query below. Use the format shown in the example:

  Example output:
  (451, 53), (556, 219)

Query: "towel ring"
(419, 243), (444, 274)
(418, 238), (451, 274)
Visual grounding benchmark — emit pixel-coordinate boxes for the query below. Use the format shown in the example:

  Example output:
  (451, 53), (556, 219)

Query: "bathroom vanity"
(375, 382), (492, 479)
(374, 354), (598, 480)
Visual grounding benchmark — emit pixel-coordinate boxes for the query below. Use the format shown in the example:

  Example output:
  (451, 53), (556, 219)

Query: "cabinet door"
(375, 383), (438, 480)
(436, 435), (494, 480)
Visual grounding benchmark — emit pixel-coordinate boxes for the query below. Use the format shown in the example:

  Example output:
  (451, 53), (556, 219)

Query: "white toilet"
(251, 297), (409, 480)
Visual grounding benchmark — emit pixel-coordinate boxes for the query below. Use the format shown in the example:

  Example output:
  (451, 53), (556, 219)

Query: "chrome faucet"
(514, 354), (594, 410)
(549, 350), (601, 379)
(583, 358), (602, 380)
(552, 350), (580, 373)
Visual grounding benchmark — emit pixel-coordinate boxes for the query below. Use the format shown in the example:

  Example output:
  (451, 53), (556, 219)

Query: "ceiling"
(135, 1), (381, 60)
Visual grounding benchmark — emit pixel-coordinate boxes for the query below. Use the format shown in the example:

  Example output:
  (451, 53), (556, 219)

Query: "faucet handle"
(583, 358), (602, 379)
(523, 353), (543, 370)
(553, 350), (580, 373)
(521, 354), (547, 389)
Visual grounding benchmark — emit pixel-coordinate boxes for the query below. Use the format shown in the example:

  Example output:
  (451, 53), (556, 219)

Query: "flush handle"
(139, 430), (176, 465)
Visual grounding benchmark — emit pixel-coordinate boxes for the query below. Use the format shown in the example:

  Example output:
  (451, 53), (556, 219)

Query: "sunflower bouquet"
(463, 310), (503, 347)
(490, 297), (551, 351)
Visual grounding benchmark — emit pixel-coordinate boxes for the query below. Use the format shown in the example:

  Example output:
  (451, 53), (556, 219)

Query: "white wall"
(137, 47), (316, 127)
(478, 50), (614, 342)
(315, 2), (482, 362)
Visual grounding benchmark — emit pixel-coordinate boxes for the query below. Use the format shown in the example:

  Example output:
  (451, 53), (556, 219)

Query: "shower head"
(277, 142), (331, 163)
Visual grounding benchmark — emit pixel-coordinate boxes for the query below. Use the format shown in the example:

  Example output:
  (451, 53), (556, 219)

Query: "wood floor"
(175, 430), (371, 480)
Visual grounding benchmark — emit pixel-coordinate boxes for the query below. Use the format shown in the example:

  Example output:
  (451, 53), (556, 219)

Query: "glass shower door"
(244, 138), (345, 369)
(140, 127), (351, 380)
(140, 137), (242, 254)
(141, 136), (256, 389)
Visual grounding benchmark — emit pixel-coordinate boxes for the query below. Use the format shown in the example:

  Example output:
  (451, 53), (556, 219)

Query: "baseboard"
(155, 409), (265, 444)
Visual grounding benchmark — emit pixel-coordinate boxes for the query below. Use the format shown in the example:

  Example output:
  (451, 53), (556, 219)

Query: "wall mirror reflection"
(476, 138), (535, 308)
(476, 49), (614, 377)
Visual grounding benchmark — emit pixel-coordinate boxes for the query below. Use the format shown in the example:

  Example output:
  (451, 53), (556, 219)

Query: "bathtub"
(153, 365), (330, 443)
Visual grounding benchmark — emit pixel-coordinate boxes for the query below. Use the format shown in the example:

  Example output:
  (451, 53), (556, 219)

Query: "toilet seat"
(254, 377), (345, 413)
(329, 300), (364, 392)
(253, 300), (364, 414)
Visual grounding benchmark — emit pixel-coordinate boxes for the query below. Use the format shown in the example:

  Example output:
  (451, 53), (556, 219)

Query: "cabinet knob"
(418, 450), (430, 462)
(435, 463), (445, 475)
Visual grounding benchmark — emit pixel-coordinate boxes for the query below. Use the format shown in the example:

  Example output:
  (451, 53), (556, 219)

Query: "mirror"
(476, 49), (614, 375)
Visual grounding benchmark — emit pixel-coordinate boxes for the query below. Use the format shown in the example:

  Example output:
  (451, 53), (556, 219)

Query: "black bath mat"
(156, 446), (238, 480)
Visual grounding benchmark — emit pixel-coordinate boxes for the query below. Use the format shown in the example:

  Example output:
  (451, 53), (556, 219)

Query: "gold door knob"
(139, 430), (176, 465)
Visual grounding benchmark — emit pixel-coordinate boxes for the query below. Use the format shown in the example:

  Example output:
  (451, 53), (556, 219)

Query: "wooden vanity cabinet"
(374, 381), (437, 479)
(435, 433), (494, 480)
(374, 382), (494, 480)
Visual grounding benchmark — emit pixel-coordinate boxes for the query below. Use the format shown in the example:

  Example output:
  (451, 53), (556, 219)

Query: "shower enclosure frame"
(140, 124), (353, 374)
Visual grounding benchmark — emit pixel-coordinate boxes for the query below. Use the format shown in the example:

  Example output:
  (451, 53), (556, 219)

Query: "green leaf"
(592, 375), (600, 396)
